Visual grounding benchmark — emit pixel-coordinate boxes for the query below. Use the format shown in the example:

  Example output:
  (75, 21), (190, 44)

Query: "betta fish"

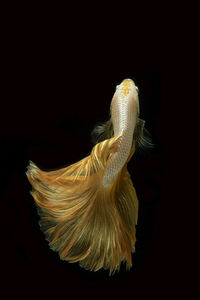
(26, 78), (152, 275)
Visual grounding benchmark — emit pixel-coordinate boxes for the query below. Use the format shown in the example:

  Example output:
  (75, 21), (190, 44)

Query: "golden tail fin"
(26, 134), (138, 275)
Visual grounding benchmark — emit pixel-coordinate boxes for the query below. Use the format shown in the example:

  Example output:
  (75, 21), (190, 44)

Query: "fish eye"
(135, 86), (139, 93)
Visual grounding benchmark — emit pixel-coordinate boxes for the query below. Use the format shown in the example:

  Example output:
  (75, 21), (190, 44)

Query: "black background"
(2, 69), (170, 294)
(1, 23), (193, 297)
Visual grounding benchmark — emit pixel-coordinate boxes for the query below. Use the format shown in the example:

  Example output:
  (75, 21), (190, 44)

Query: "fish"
(26, 78), (153, 275)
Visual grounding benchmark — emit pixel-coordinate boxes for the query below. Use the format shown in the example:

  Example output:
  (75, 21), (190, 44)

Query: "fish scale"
(102, 79), (138, 187)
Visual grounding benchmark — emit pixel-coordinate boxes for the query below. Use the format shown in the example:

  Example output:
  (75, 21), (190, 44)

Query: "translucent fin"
(91, 117), (154, 151)
(134, 118), (154, 150)
(91, 118), (114, 144)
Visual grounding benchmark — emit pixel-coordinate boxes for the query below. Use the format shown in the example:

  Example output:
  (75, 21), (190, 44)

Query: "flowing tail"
(26, 134), (138, 275)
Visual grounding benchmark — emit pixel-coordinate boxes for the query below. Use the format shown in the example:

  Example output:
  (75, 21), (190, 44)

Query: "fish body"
(26, 78), (150, 275)
(103, 79), (139, 187)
